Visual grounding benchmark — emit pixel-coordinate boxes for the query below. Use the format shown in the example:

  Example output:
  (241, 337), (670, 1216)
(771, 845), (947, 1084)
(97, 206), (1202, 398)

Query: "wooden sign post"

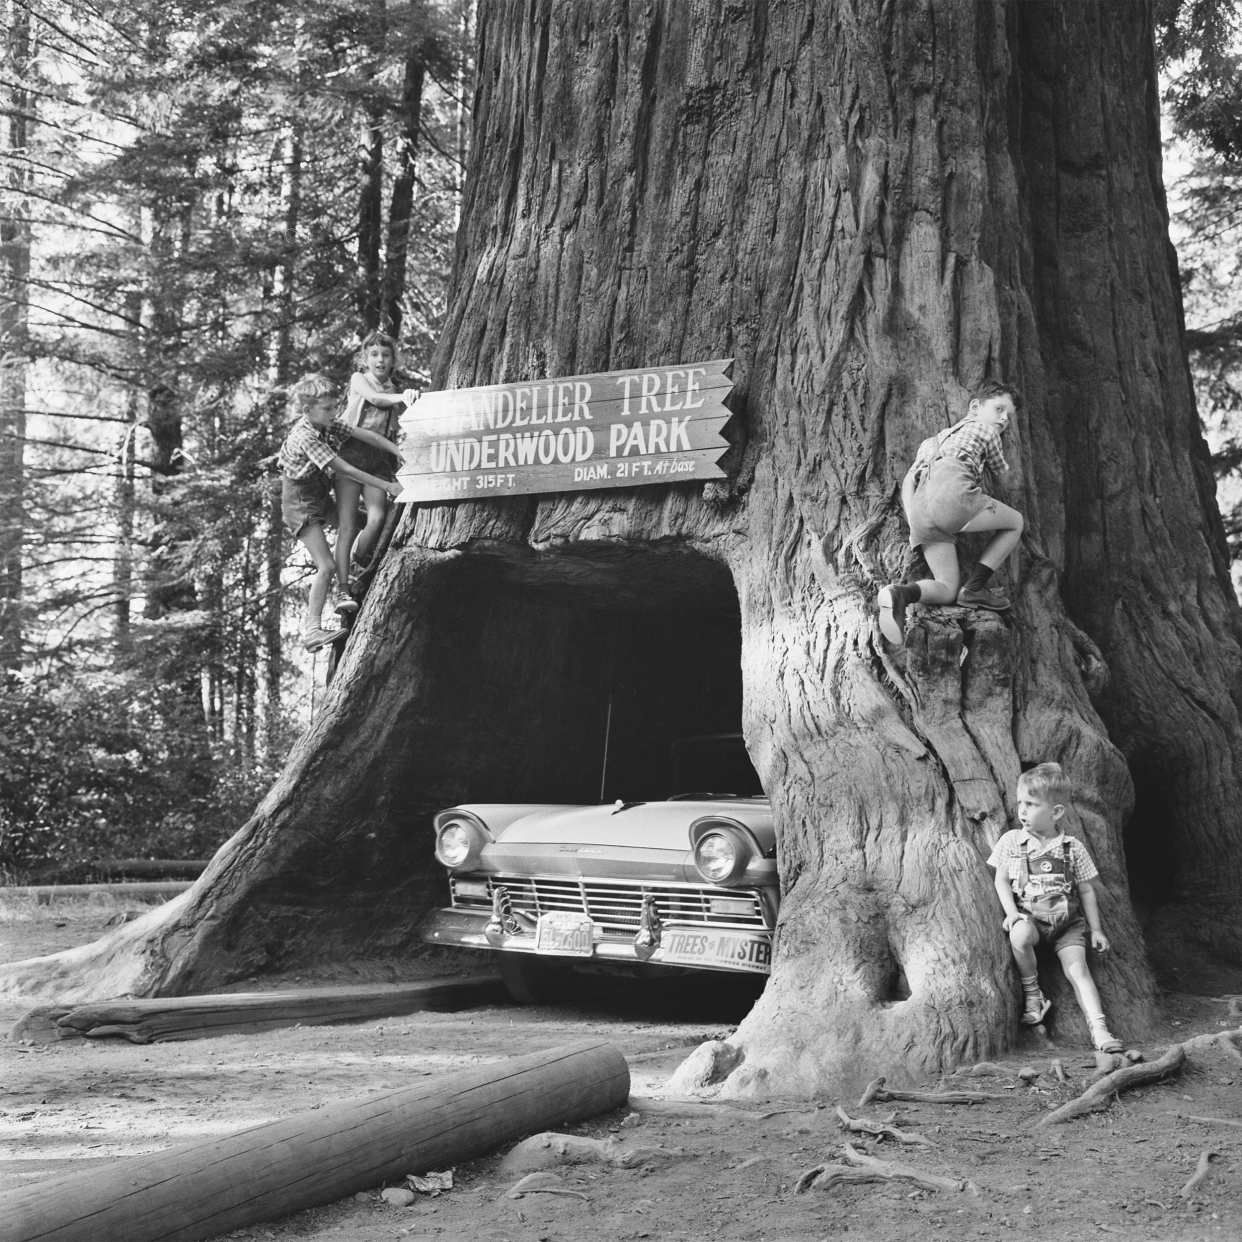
(395, 358), (733, 504)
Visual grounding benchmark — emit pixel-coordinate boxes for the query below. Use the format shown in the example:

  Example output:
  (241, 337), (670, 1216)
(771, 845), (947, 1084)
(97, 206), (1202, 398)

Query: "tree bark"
(380, 47), (425, 338)
(0, 2), (32, 670)
(5, 0), (1240, 1099)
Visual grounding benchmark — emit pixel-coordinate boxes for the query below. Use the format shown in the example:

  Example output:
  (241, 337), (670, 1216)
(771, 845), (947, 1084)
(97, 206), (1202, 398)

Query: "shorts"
(1021, 910), (1088, 953)
(281, 473), (336, 540)
(337, 436), (397, 482)
(906, 456), (997, 548)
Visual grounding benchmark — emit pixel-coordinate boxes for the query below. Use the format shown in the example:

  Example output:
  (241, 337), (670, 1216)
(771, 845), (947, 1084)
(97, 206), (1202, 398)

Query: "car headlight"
(438, 823), (473, 866)
(693, 826), (752, 885)
(696, 833), (737, 881)
(434, 815), (488, 870)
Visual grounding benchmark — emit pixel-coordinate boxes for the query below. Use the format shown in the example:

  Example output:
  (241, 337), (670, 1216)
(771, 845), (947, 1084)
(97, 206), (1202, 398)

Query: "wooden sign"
(394, 359), (733, 503)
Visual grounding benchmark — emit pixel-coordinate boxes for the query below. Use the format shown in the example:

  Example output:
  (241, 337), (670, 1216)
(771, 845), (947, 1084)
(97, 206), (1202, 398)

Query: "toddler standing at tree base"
(988, 762), (1123, 1052)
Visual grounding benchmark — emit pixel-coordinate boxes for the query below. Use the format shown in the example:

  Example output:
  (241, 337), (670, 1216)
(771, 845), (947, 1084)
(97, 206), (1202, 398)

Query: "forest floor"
(2, 891), (1241, 1242)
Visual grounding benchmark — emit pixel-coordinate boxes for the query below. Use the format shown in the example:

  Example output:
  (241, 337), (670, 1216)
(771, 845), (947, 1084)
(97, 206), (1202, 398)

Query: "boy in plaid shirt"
(878, 380), (1025, 646)
(278, 374), (402, 651)
(987, 763), (1123, 1052)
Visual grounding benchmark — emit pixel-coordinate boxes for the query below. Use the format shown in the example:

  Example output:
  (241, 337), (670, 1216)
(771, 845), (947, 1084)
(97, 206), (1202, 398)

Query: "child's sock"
(963, 563), (995, 593)
(1020, 973), (1041, 1003)
(304, 610), (322, 637)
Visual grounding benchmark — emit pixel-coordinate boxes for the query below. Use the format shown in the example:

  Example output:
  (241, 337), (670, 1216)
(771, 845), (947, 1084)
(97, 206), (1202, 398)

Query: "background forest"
(0, 0), (1238, 880)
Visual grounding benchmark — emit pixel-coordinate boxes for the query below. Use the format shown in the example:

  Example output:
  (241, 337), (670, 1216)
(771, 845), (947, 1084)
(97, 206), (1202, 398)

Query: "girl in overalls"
(877, 381), (1025, 646)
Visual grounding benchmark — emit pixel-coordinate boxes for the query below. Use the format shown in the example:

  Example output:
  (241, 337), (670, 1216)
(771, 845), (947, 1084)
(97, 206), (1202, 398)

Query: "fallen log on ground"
(858, 1076), (998, 1107)
(1037, 1043), (1185, 1126)
(0, 1039), (628, 1242)
(10, 976), (502, 1044)
(795, 1142), (978, 1195)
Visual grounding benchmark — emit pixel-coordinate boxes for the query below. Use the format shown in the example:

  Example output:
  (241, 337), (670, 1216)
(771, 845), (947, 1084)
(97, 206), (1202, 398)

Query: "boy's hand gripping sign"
(394, 359), (733, 503)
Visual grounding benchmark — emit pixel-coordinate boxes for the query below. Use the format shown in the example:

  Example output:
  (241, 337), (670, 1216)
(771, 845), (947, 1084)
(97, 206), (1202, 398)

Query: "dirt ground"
(2, 892), (1241, 1242)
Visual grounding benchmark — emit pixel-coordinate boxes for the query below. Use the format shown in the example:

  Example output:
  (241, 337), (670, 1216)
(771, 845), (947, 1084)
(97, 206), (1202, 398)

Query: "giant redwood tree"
(5, 0), (1242, 1096)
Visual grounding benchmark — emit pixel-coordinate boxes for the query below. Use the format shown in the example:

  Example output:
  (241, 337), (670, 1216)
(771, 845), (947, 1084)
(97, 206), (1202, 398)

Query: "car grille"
(450, 875), (768, 940)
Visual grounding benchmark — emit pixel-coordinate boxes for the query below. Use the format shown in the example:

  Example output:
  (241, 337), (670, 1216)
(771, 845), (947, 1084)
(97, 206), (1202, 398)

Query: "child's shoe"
(877, 583), (920, 646)
(1021, 989), (1052, 1026)
(333, 587), (359, 616)
(957, 585), (1012, 611)
(303, 623), (348, 652)
(1089, 1019), (1123, 1053)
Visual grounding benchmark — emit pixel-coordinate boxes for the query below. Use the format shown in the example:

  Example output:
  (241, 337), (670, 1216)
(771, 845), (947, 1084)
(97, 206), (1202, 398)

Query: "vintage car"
(420, 736), (776, 1003)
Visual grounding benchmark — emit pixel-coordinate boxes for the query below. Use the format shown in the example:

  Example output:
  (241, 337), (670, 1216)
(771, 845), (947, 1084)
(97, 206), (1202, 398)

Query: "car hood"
(459, 799), (774, 853)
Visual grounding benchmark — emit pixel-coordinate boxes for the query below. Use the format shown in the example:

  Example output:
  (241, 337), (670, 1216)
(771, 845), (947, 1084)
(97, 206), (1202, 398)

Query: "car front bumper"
(420, 905), (773, 975)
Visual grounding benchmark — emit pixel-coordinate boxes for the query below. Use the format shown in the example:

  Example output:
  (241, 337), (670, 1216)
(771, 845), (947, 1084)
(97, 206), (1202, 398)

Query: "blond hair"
(1017, 762), (1072, 807)
(289, 373), (337, 413)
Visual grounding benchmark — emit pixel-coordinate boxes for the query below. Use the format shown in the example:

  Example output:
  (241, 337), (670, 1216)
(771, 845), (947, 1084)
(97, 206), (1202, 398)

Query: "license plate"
(534, 912), (595, 957)
(659, 926), (772, 974)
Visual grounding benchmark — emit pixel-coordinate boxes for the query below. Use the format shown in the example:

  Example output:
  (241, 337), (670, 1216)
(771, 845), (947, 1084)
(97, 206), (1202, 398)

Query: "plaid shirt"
(278, 415), (351, 480)
(987, 829), (1098, 902)
(915, 419), (1009, 487)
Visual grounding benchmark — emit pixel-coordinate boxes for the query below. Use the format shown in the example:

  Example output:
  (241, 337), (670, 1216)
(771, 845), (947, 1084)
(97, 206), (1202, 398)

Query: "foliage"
(0, 0), (470, 868)
(1159, 1), (1242, 567)
(0, 672), (282, 876)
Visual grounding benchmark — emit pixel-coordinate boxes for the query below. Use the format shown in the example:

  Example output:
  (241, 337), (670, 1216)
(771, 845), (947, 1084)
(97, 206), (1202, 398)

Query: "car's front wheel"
(499, 953), (576, 1005)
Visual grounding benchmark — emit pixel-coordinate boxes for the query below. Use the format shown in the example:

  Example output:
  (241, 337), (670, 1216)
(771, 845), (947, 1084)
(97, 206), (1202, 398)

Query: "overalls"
(1015, 838), (1079, 935)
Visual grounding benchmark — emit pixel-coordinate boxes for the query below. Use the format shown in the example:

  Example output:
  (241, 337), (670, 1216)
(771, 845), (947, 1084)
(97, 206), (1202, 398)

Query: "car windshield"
(668, 732), (764, 798)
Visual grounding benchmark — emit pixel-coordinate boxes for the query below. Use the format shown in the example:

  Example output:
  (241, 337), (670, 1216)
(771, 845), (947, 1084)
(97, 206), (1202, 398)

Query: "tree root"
(795, 1142), (978, 1196)
(1185, 1115), (1242, 1129)
(1179, 1150), (1217, 1198)
(858, 1076), (997, 1107)
(1087, 1051), (1125, 1084)
(953, 1061), (1008, 1077)
(497, 1131), (690, 1175)
(1037, 1044), (1186, 1126)
(626, 1095), (760, 1120)
(835, 1106), (933, 1146)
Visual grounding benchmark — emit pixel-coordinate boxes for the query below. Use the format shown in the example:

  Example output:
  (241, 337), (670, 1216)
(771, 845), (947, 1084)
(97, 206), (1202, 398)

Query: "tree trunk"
(356, 0), (388, 332)
(6, 0), (1241, 1098)
(0, 2), (32, 670)
(263, 121), (304, 756)
(379, 47), (425, 338)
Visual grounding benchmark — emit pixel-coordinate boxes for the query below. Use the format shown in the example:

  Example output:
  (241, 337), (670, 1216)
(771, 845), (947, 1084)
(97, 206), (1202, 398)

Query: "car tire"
(499, 953), (575, 1005)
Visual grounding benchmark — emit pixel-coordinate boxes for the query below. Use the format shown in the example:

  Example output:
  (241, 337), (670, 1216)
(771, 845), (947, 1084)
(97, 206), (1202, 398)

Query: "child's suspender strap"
(1016, 838), (1073, 896)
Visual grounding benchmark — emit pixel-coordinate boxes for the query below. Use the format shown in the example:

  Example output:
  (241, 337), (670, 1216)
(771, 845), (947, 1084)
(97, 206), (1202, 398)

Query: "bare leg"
(297, 523), (337, 639)
(914, 541), (962, 605)
(334, 475), (363, 588)
(353, 483), (389, 567)
(959, 500), (1024, 568)
(1055, 944), (1105, 1022)
(877, 540), (959, 643)
(1008, 918), (1040, 978)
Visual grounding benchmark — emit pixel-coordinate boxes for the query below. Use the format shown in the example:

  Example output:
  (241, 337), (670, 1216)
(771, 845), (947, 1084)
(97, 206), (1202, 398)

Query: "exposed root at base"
(835, 1105), (933, 1146)
(795, 1141), (979, 1196)
(859, 1075), (998, 1107)
(1179, 1150), (1217, 1198)
(1037, 1044), (1186, 1126)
